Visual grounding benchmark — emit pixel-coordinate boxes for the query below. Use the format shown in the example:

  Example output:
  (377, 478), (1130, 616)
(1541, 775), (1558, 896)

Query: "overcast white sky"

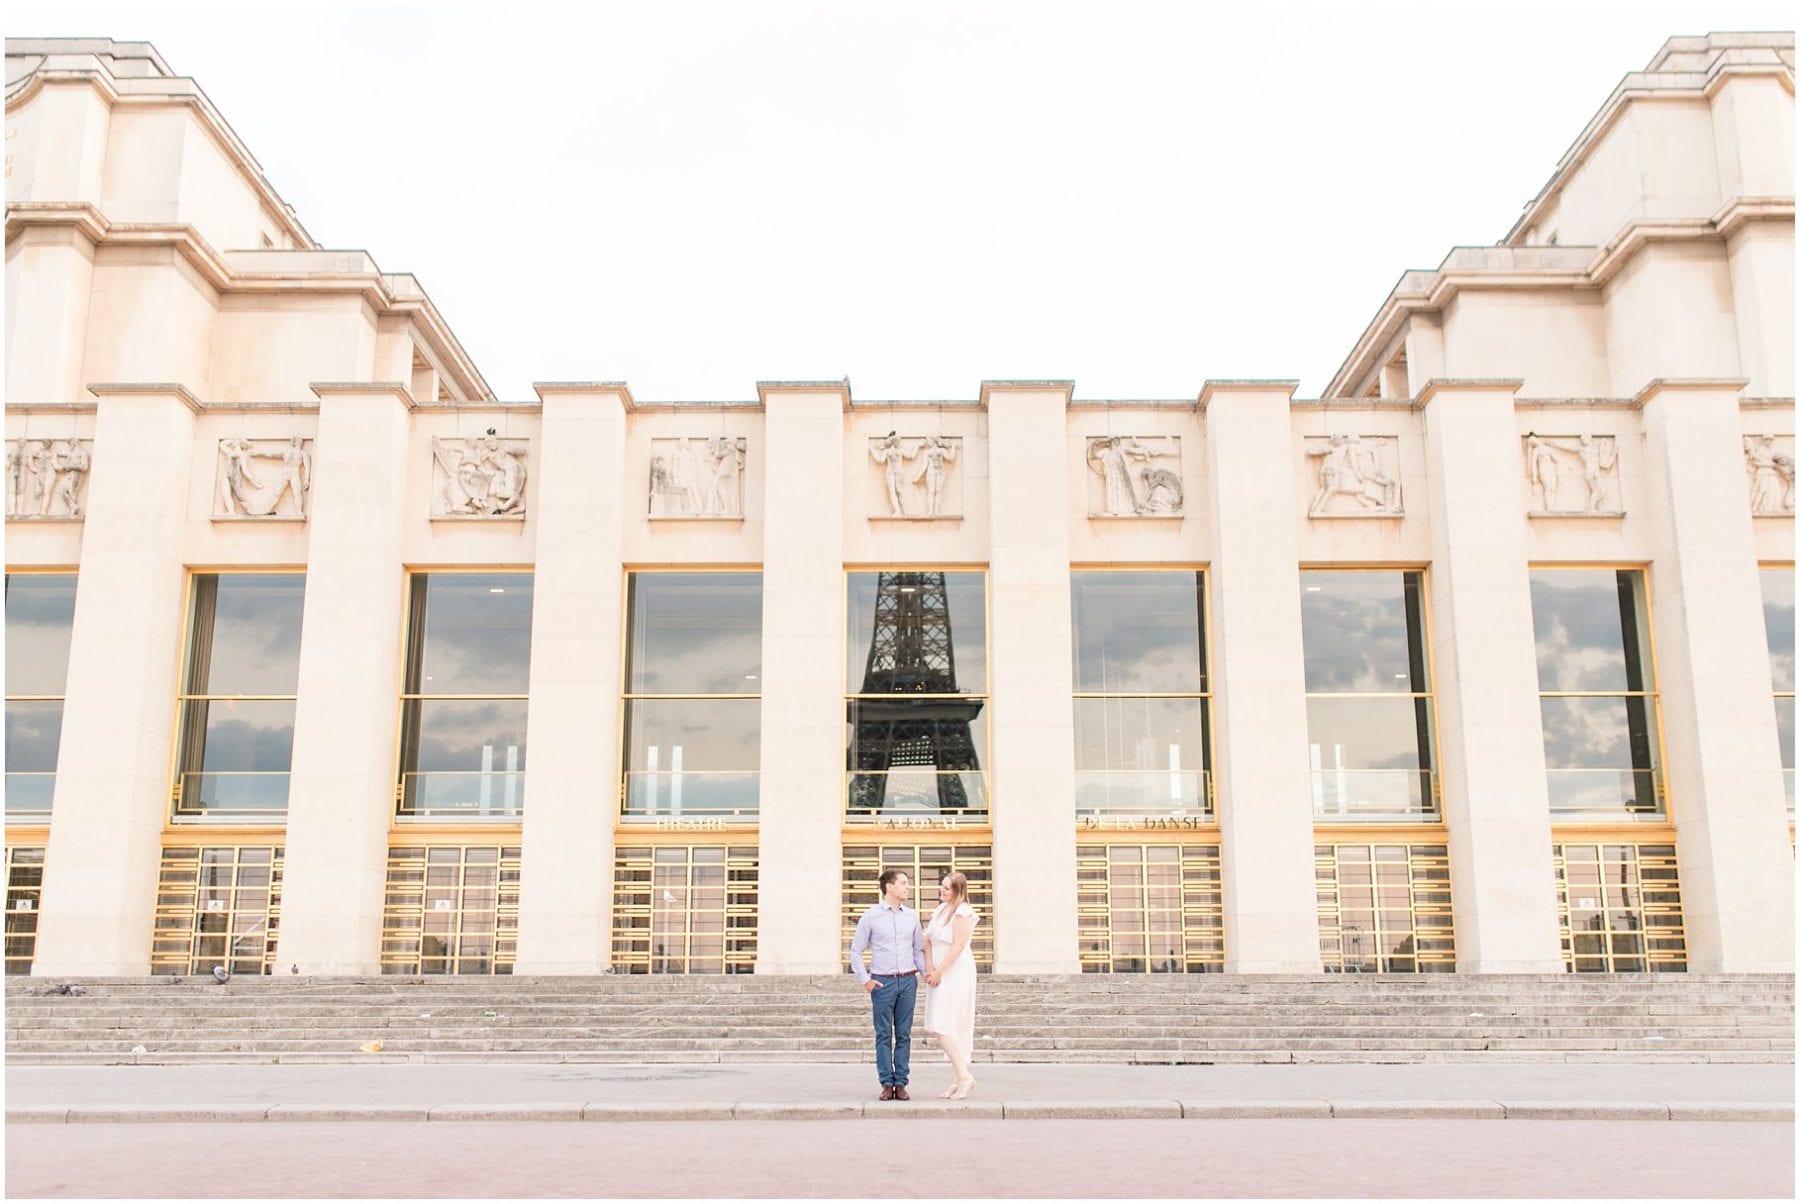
(9, 1), (1796, 401)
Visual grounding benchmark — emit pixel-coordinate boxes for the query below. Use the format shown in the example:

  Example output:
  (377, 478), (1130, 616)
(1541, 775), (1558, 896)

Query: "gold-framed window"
(1553, 842), (1686, 972)
(5, 572), (77, 822)
(611, 843), (757, 973)
(381, 844), (520, 975)
(1077, 842), (1223, 973)
(1070, 568), (1213, 823)
(620, 570), (762, 825)
(1299, 570), (1440, 821)
(151, 845), (283, 975)
(1528, 567), (1665, 818)
(1315, 842), (1455, 972)
(1760, 565), (1795, 814)
(845, 570), (990, 823)
(5, 845), (45, 975)
(397, 572), (533, 821)
(841, 842), (994, 970)
(172, 573), (305, 822)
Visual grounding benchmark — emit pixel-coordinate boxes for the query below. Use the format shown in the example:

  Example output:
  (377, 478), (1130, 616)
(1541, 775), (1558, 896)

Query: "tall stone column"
(1638, 378), (1794, 972)
(1417, 380), (1562, 972)
(985, 381), (1078, 973)
(33, 384), (198, 974)
(754, 383), (847, 973)
(278, 383), (414, 974)
(515, 384), (628, 973)
(1199, 381), (1320, 973)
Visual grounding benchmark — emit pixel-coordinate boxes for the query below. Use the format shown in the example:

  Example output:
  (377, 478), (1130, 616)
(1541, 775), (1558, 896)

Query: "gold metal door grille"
(1077, 843), (1223, 973)
(381, 845), (519, 975)
(841, 843), (994, 971)
(1315, 843), (1455, 973)
(611, 844), (757, 974)
(1554, 842), (1686, 972)
(5, 846), (45, 975)
(151, 846), (283, 976)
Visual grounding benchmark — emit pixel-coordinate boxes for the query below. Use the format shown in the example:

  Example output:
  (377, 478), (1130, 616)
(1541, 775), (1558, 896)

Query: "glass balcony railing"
(172, 772), (290, 821)
(1544, 768), (1663, 820)
(4, 773), (54, 820)
(1310, 769), (1438, 821)
(846, 769), (988, 822)
(1073, 769), (1210, 822)
(397, 771), (525, 821)
(620, 770), (758, 823)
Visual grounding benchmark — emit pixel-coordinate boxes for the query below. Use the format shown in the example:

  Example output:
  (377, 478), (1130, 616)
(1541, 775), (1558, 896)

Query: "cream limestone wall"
(1517, 402), (1656, 563)
(1288, 404), (1431, 564)
(515, 386), (628, 973)
(1638, 380), (1795, 972)
(1603, 243), (1743, 395)
(1440, 291), (1610, 400)
(4, 228), (96, 402)
(6, 83), (112, 207)
(620, 407), (764, 566)
(1418, 381), (1562, 972)
(1198, 382), (1320, 973)
(400, 408), (539, 566)
(756, 385), (848, 973)
(210, 298), (383, 406)
(1742, 401), (1797, 565)
(33, 387), (197, 974)
(277, 384), (414, 973)
(1064, 404), (1207, 563)
(80, 248), (219, 394)
(1727, 224), (1796, 398)
(1710, 74), (1795, 202)
(986, 383), (1079, 973)
(843, 407), (989, 563)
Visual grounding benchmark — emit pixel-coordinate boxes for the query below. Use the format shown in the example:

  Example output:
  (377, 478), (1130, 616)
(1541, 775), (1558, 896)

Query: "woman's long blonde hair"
(932, 871), (969, 928)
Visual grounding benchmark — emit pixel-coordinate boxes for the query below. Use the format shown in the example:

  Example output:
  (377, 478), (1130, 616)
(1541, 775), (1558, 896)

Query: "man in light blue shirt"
(848, 867), (928, 1100)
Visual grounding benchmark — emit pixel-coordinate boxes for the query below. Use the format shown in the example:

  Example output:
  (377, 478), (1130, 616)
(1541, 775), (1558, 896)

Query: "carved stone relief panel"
(1523, 433), (1622, 516)
(868, 433), (962, 519)
(1085, 436), (1183, 517)
(1744, 435), (1795, 516)
(432, 433), (528, 519)
(6, 438), (92, 520)
(648, 436), (746, 519)
(213, 437), (313, 519)
(1304, 434), (1403, 517)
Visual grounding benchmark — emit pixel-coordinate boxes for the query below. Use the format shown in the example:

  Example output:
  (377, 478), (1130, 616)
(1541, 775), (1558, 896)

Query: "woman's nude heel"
(948, 1078), (975, 1100)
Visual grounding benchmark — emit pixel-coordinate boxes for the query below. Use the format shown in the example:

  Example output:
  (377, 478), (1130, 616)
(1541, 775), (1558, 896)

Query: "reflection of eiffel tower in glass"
(848, 571), (984, 813)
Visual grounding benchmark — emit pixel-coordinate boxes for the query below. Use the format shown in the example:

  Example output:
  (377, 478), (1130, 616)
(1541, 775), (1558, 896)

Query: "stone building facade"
(4, 35), (1793, 978)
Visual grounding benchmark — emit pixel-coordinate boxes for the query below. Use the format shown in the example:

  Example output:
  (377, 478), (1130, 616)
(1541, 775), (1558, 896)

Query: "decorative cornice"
(85, 382), (203, 412)
(1414, 379), (1524, 408)
(1195, 380), (1300, 410)
(532, 382), (634, 407)
(309, 381), (418, 409)
(1631, 378), (1750, 408)
(976, 380), (1075, 410)
(4, 402), (100, 415)
(755, 380), (846, 410)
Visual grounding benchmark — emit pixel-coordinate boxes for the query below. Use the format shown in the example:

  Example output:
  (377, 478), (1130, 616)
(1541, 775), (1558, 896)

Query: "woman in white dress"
(922, 871), (979, 1099)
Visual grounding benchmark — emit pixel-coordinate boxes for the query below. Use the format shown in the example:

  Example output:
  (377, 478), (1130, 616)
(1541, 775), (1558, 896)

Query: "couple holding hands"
(848, 868), (979, 1101)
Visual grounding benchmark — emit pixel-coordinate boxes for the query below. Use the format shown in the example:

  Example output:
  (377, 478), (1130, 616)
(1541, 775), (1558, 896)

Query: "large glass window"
(174, 574), (304, 821)
(398, 573), (532, 820)
(1529, 569), (1662, 817)
(622, 572), (762, 822)
(612, 844), (758, 973)
(150, 845), (282, 975)
(1300, 571), (1437, 819)
(1315, 843), (1455, 973)
(380, 845), (519, 974)
(845, 571), (988, 820)
(1077, 843), (1223, 973)
(1070, 571), (1211, 821)
(1554, 843), (1685, 972)
(5, 574), (76, 820)
(1762, 567), (1795, 813)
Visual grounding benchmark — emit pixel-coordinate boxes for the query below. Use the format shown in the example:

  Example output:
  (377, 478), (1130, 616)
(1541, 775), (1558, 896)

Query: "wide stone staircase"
(5, 973), (1792, 1065)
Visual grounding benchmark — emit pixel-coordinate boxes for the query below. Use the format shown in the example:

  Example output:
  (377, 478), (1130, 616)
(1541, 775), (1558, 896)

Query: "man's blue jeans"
(869, 974), (918, 1087)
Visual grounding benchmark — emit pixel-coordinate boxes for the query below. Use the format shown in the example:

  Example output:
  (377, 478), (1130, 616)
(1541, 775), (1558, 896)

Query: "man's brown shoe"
(879, 1086), (894, 1101)
(892, 1086), (910, 1101)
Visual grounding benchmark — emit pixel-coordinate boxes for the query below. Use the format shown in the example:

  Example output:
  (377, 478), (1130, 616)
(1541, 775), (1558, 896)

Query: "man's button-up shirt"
(848, 901), (927, 984)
